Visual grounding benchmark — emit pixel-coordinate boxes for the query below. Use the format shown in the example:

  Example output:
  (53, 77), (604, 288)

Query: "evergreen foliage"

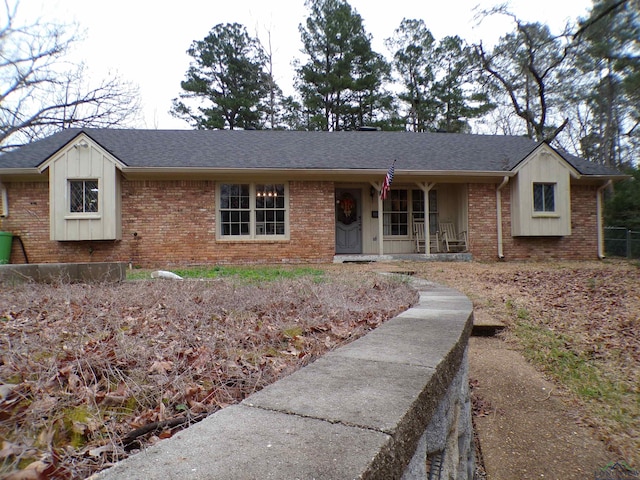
(295, 0), (391, 130)
(171, 23), (273, 130)
(605, 165), (640, 229)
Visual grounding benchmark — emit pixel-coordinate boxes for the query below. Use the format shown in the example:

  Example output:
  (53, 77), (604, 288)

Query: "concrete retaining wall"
(93, 278), (474, 480)
(0, 262), (126, 284)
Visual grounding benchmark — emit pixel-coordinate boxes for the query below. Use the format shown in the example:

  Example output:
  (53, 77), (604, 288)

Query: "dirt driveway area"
(470, 336), (613, 479)
(401, 260), (639, 479)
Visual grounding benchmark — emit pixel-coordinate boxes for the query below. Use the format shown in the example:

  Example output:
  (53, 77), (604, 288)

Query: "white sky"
(16, 0), (592, 129)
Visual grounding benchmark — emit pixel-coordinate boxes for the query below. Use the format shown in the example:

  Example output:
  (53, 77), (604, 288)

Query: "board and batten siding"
(360, 183), (468, 255)
(510, 146), (573, 237)
(49, 137), (122, 241)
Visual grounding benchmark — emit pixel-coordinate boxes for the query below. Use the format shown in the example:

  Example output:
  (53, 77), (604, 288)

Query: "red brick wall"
(467, 183), (498, 260)
(3, 179), (336, 267)
(468, 183), (600, 261)
(3, 181), (52, 264)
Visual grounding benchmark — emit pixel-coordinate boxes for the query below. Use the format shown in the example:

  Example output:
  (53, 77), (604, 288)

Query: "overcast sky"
(18, 0), (593, 129)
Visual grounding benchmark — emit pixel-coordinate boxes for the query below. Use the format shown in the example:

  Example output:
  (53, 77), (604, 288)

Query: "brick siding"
(468, 183), (599, 261)
(3, 179), (601, 265)
(3, 180), (336, 267)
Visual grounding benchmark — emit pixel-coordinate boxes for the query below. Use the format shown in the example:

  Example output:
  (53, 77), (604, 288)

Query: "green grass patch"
(128, 265), (325, 282)
(514, 320), (636, 425)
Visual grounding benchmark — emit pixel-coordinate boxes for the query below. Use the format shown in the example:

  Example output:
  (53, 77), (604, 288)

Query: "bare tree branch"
(0, 0), (141, 152)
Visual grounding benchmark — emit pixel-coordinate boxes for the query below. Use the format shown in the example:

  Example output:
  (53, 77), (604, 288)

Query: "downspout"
(596, 180), (612, 260)
(0, 178), (8, 219)
(378, 186), (384, 256)
(496, 176), (509, 259)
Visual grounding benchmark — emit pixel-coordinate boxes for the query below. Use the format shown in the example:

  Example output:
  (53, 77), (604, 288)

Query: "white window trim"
(216, 182), (290, 241)
(66, 178), (101, 219)
(383, 188), (411, 238)
(532, 182), (557, 215)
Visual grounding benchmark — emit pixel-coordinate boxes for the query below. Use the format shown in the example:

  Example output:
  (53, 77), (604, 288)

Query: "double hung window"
(219, 183), (287, 238)
(383, 190), (408, 236)
(411, 189), (438, 233)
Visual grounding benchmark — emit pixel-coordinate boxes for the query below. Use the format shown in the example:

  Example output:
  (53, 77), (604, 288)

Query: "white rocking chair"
(439, 222), (467, 252)
(413, 221), (439, 253)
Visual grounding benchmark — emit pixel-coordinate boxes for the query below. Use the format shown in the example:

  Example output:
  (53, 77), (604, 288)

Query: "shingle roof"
(0, 128), (623, 177)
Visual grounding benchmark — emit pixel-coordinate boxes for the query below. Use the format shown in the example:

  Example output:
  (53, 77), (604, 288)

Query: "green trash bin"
(0, 231), (12, 264)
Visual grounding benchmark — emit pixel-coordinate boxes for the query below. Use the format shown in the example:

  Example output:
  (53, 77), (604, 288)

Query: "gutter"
(0, 168), (41, 175)
(596, 180), (612, 260)
(119, 166), (518, 177)
(496, 176), (509, 259)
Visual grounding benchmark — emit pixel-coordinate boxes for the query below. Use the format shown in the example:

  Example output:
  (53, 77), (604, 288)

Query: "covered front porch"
(335, 182), (469, 257)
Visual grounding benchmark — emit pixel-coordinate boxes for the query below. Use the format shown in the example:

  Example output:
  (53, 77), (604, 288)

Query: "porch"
(335, 182), (469, 257)
(333, 253), (472, 263)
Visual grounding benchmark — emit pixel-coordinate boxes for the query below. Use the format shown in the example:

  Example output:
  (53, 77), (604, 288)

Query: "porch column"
(416, 182), (436, 254)
(370, 181), (384, 256)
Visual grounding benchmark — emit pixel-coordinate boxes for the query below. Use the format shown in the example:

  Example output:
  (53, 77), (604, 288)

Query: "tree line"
(1, 0), (638, 226)
(170, 0), (638, 170)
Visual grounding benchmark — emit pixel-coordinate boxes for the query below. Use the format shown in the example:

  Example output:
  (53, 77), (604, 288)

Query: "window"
(533, 183), (555, 212)
(412, 189), (438, 233)
(255, 184), (285, 235)
(69, 180), (99, 213)
(219, 183), (287, 238)
(383, 190), (408, 236)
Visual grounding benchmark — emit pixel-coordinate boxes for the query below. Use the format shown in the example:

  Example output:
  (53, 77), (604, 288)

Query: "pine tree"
(171, 23), (274, 130)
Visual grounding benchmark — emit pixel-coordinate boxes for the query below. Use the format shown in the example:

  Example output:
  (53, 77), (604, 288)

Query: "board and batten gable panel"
(511, 148), (572, 236)
(50, 150), (68, 240)
(49, 139), (122, 241)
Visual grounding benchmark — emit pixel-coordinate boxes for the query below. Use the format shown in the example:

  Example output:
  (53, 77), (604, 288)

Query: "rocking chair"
(439, 222), (467, 252)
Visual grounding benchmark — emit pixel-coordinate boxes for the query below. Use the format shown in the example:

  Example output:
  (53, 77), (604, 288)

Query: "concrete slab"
(244, 355), (435, 434)
(334, 316), (468, 368)
(396, 308), (472, 319)
(0, 262), (126, 283)
(92, 404), (391, 480)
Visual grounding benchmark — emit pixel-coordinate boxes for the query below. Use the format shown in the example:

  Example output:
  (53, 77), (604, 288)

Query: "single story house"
(0, 128), (625, 266)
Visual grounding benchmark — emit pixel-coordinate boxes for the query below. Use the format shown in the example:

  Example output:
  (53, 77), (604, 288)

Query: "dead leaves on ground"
(415, 260), (639, 466)
(0, 272), (415, 479)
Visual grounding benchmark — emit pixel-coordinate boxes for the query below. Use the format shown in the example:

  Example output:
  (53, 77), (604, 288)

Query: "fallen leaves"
(0, 270), (416, 479)
(413, 260), (640, 467)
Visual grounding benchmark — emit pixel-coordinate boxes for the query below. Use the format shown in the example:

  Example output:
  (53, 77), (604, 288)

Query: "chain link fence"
(605, 227), (640, 259)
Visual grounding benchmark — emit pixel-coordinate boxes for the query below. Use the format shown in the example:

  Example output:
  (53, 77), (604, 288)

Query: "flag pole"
(379, 159), (397, 255)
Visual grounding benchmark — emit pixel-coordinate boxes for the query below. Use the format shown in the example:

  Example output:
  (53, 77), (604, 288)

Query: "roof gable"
(511, 143), (580, 178)
(37, 132), (126, 173)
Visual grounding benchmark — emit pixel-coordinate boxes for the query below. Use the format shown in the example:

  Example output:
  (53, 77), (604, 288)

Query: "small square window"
(533, 183), (555, 212)
(69, 180), (99, 213)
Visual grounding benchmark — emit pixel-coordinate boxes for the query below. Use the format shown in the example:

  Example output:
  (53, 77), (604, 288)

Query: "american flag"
(380, 160), (396, 200)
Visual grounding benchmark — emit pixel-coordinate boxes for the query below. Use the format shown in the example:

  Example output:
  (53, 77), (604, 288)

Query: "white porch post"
(416, 182), (436, 254)
(370, 181), (384, 256)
